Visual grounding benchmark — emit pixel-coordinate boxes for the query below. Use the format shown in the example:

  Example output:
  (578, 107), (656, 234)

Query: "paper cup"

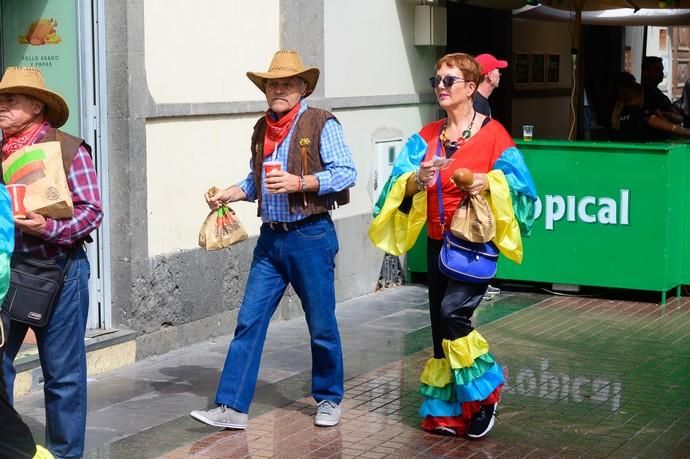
(263, 161), (282, 175)
(6, 184), (27, 218)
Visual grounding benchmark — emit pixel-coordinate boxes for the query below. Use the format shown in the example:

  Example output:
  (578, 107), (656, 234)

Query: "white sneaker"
(314, 400), (341, 427)
(190, 405), (248, 429)
(433, 426), (457, 436)
(486, 285), (501, 295)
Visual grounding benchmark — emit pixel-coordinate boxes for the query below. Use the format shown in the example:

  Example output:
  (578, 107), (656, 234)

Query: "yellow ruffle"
(442, 330), (490, 369)
(486, 169), (523, 264)
(368, 172), (427, 256)
(34, 445), (54, 459)
(419, 357), (452, 388)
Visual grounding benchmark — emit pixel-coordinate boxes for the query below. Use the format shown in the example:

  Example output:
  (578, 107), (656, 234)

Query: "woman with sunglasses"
(370, 53), (536, 438)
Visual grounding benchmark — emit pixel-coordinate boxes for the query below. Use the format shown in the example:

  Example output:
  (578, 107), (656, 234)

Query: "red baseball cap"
(475, 54), (508, 75)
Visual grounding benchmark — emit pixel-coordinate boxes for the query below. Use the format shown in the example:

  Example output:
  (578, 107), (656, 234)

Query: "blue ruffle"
(0, 187), (14, 255)
(493, 146), (538, 235)
(0, 186), (14, 307)
(456, 363), (505, 402)
(494, 146), (537, 199)
(418, 397), (462, 418)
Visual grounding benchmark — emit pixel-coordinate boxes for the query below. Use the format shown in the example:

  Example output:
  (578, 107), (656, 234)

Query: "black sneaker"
(466, 403), (497, 439)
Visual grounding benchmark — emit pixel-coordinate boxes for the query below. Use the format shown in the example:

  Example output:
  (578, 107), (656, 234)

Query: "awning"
(513, 5), (690, 24)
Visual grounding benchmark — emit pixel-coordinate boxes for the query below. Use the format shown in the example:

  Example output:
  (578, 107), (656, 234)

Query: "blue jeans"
(215, 215), (344, 413)
(3, 249), (90, 459)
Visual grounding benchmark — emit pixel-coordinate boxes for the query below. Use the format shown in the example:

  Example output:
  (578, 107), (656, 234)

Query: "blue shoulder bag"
(436, 168), (499, 283)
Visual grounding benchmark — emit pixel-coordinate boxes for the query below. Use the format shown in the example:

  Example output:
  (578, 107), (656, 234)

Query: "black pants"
(0, 308), (36, 459)
(426, 237), (488, 359)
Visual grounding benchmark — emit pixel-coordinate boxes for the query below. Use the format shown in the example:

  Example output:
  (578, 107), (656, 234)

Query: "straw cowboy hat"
(247, 50), (320, 97)
(0, 66), (69, 128)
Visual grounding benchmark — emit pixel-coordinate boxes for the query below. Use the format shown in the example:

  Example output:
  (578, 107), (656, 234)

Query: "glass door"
(1, 0), (110, 329)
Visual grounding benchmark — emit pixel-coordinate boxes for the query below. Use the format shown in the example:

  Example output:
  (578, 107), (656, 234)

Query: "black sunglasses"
(429, 75), (466, 89)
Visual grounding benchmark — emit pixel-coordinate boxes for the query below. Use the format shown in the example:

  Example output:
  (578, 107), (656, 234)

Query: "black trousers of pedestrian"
(426, 237), (488, 359)
(0, 308), (36, 459)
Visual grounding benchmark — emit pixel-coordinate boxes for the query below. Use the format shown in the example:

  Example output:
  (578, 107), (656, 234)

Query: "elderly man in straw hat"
(190, 50), (356, 429)
(0, 67), (103, 458)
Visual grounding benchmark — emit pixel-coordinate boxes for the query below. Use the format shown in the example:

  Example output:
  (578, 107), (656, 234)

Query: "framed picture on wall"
(530, 53), (545, 84)
(547, 54), (560, 83)
(514, 53), (529, 85)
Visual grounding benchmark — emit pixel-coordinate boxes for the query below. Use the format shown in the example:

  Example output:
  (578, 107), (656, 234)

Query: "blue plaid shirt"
(237, 101), (357, 222)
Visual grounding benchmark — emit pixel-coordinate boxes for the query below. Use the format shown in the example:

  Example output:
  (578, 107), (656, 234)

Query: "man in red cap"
(473, 53), (507, 301)
(473, 53), (508, 118)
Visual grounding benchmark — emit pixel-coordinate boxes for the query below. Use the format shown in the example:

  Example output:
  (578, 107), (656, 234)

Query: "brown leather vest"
(250, 107), (350, 218)
(42, 128), (92, 175)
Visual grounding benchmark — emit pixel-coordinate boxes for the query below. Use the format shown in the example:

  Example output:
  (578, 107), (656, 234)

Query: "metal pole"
(570, 2), (583, 140)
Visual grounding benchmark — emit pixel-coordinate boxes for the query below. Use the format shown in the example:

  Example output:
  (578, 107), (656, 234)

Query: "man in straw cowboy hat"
(0, 67), (103, 458)
(190, 50), (356, 429)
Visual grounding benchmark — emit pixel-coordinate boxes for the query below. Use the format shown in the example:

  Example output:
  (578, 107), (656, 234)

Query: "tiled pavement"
(157, 293), (690, 458)
(16, 284), (690, 458)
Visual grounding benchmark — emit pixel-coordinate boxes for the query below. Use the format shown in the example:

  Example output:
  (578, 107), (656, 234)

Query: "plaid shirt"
(12, 125), (103, 258)
(237, 101), (357, 222)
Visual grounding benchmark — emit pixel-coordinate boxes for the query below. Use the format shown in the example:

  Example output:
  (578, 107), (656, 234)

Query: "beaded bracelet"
(414, 172), (427, 191)
(298, 175), (306, 192)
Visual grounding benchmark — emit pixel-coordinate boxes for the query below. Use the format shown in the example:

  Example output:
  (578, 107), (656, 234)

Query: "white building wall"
(333, 105), (436, 219)
(143, 0), (279, 104)
(324, 0), (438, 98)
(143, 0), (437, 257)
(146, 116), (263, 257)
(143, 0), (279, 256)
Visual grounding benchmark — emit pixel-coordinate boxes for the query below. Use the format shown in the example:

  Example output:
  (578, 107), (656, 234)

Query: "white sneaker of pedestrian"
(190, 405), (248, 429)
(314, 400), (341, 427)
(486, 285), (501, 295)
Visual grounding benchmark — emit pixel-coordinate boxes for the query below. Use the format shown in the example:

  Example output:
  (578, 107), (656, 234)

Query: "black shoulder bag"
(3, 253), (73, 327)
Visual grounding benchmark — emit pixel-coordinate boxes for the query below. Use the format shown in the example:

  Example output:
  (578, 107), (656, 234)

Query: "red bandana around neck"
(263, 103), (301, 158)
(1, 121), (49, 160)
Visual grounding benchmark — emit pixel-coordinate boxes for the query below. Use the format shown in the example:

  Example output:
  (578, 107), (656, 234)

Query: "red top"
(418, 118), (515, 240)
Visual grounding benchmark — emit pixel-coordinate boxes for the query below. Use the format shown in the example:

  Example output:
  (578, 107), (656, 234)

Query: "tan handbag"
(449, 194), (496, 243)
(198, 187), (248, 250)
(198, 205), (248, 250)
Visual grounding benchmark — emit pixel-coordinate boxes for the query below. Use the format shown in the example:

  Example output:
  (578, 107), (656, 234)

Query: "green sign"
(1, 0), (80, 135)
(498, 140), (688, 295)
(406, 140), (690, 299)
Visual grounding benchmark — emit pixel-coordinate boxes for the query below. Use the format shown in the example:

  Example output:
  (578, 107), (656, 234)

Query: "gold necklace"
(440, 110), (477, 153)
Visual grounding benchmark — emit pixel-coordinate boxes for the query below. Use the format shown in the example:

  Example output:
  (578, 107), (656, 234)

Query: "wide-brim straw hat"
(247, 50), (320, 97)
(0, 66), (69, 128)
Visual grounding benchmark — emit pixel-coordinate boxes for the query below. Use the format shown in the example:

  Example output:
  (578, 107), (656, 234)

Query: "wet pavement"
(15, 285), (690, 458)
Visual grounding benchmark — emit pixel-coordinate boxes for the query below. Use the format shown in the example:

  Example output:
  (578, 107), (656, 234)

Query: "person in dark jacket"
(473, 53), (508, 118)
(611, 80), (690, 140)
(641, 56), (683, 125)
